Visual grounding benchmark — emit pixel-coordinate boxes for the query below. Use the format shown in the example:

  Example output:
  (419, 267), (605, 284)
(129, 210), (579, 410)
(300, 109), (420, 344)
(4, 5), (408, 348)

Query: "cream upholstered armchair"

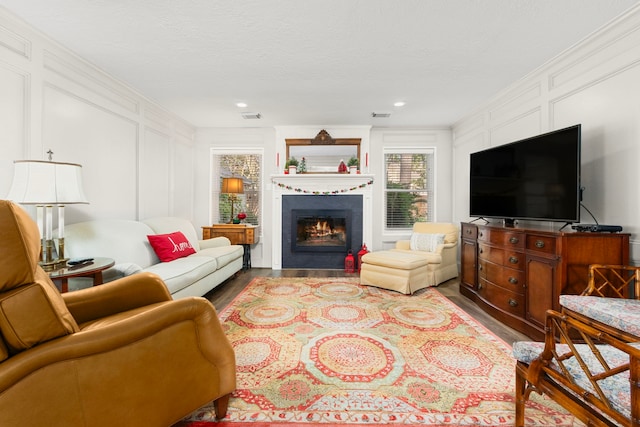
(0, 200), (235, 427)
(360, 222), (460, 295)
(391, 222), (459, 286)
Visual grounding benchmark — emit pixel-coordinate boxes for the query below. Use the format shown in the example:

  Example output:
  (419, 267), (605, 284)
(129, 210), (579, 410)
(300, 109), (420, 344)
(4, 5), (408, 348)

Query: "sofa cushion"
(147, 231), (196, 262)
(513, 340), (634, 419)
(412, 222), (458, 244)
(361, 250), (428, 270)
(0, 201), (42, 292)
(410, 232), (445, 252)
(64, 219), (158, 269)
(560, 295), (640, 337)
(144, 256), (218, 294)
(0, 279), (79, 353)
(197, 245), (244, 269)
(142, 217), (201, 251)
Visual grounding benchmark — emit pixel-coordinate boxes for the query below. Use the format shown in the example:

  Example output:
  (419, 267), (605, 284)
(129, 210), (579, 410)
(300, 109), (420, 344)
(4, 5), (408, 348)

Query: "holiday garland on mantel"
(272, 178), (374, 195)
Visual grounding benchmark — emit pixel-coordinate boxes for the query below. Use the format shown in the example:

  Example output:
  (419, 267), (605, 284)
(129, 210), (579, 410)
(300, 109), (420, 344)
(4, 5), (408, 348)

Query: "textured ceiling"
(0, 0), (638, 128)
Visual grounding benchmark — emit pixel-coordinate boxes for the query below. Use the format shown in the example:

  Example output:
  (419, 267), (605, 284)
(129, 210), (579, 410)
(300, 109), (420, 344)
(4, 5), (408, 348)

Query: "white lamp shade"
(6, 160), (89, 204)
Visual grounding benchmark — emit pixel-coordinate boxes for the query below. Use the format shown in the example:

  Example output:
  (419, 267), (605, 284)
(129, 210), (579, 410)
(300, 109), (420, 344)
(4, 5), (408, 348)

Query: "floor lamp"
(221, 177), (244, 223)
(6, 159), (89, 271)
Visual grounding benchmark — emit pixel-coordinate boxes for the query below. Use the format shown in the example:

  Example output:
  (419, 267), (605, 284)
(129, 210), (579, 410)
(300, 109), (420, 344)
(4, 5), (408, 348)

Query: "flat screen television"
(469, 124), (581, 225)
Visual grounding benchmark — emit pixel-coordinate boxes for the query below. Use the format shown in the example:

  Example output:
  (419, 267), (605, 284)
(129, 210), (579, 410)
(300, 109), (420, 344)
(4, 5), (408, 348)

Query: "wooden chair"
(513, 264), (640, 427)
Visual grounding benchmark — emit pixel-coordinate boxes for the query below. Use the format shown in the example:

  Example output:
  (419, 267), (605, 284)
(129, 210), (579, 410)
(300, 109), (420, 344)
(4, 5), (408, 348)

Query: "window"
(384, 149), (434, 229)
(211, 150), (262, 225)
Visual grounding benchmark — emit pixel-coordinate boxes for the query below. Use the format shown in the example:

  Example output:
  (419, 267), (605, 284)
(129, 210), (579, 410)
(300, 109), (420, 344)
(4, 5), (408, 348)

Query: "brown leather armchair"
(0, 200), (236, 426)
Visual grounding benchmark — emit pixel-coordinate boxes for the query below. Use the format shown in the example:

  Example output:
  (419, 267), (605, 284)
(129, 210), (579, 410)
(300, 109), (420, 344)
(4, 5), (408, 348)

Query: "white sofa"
(62, 217), (244, 298)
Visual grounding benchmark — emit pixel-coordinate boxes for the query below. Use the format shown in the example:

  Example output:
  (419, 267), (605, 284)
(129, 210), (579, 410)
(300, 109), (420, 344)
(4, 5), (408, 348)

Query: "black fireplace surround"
(282, 195), (363, 269)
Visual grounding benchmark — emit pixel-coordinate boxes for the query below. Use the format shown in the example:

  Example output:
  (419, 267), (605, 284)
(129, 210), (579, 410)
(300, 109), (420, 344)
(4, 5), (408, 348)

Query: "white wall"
(369, 128), (453, 250)
(194, 127), (275, 268)
(0, 10), (196, 225)
(452, 4), (640, 264)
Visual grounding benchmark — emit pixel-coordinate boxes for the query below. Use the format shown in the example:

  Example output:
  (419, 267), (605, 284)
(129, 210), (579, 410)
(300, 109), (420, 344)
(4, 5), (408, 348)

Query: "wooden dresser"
(460, 222), (630, 340)
(202, 224), (259, 269)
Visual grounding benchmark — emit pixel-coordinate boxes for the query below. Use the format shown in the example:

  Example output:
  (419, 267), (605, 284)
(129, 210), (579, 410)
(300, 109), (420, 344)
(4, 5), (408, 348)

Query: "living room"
(2, 2), (640, 271)
(3, 2), (640, 426)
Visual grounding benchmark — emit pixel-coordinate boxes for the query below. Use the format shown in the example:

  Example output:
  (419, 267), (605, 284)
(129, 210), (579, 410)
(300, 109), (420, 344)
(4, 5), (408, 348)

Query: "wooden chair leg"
(213, 393), (230, 419)
(515, 362), (527, 427)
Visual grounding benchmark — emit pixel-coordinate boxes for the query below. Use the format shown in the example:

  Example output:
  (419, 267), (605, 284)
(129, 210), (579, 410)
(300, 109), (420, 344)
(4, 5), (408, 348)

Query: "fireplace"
(282, 195), (362, 269)
(292, 209), (351, 253)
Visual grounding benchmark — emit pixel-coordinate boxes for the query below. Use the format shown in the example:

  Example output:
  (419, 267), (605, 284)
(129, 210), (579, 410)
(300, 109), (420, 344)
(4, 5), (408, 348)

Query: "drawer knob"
(478, 265), (483, 271)
(509, 256), (519, 264)
(535, 240), (545, 248)
(478, 283), (483, 290)
(508, 299), (518, 307)
(509, 277), (518, 284)
(479, 232), (483, 237)
(509, 237), (519, 244)
(479, 248), (483, 254)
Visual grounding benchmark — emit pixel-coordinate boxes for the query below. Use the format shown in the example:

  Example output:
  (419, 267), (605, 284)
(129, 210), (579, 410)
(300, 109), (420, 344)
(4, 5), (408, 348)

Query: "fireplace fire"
(292, 209), (350, 253)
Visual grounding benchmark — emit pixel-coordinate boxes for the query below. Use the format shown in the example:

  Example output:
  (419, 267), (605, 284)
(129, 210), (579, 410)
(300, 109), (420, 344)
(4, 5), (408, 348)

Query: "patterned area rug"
(178, 277), (577, 426)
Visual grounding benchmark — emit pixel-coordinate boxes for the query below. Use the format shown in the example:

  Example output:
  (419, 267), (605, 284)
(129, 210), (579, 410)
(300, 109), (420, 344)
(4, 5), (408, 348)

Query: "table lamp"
(6, 158), (89, 271)
(221, 177), (244, 223)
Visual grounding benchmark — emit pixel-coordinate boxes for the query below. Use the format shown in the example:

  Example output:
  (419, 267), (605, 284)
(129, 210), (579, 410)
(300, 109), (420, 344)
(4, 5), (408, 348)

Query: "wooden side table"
(48, 257), (115, 293)
(202, 224), (258, 270)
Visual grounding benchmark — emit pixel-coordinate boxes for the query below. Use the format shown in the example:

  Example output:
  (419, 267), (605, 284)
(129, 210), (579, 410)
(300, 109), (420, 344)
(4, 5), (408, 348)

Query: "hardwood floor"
(203, 268), (531, 345)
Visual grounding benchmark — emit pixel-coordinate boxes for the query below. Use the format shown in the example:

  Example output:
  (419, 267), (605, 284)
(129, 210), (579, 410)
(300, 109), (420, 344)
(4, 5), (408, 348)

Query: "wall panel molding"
(43, 82), (139, 128)
(43, 50), (140, 114)
(550, 14), (640, 91)
(0, 59), (31, 156)
(0, 25), (30, 59)
(488, 83), (542, 125)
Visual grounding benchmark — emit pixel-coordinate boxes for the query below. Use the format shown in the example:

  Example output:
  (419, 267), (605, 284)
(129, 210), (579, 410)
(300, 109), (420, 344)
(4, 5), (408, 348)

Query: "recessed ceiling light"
(236, 102), (248, 108)
(394, 101), (405, 107)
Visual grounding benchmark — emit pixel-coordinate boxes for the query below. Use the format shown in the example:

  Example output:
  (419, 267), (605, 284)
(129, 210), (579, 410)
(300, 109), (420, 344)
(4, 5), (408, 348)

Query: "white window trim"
(210, 147), (264, 226)
(382, 147), (436, 232)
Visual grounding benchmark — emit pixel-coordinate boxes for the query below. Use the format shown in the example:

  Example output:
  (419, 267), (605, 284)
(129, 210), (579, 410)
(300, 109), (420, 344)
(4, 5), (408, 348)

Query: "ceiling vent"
(241, 112), (262, 119)
(371, 112), (391, 118)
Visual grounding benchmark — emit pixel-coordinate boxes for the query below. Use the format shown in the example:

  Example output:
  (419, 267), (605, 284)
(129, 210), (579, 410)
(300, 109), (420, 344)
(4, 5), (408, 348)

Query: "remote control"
(68, 258), (94, 265)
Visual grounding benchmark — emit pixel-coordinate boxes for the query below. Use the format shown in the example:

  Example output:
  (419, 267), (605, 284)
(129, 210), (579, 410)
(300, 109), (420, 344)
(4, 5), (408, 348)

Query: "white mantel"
(271, 173), (374, 269)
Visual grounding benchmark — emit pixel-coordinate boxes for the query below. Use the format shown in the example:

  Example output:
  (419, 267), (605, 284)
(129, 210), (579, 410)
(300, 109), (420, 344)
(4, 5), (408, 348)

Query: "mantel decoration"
(286, 130), (361, 174)
(312, 129), (335, 144)
(284, 157), (299, 174)
(271, 178), (373, 195)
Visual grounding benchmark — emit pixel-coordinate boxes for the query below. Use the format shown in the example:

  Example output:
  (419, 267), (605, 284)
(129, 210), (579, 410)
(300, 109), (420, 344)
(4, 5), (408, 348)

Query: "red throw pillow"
(147, 231), (196, 262)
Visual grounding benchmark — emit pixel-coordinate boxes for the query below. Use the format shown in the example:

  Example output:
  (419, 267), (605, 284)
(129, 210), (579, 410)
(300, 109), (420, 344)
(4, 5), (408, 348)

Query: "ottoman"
(359, 250), (429, 294)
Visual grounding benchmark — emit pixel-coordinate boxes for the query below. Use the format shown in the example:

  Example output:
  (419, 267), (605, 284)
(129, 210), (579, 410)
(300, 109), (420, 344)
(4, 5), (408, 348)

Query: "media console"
(460, 222), (630, 340)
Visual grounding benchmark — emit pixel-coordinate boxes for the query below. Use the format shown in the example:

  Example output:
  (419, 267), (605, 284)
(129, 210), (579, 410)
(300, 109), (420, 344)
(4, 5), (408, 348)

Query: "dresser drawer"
(478, 227), (524, 249)
(526, 234), (556, 255)
(478, 243), (502, 264)
(477, 280), (525, 318)
(479, 244), (524, 269)
(479, 262), (525, 294)
(461, 223), (478, 240)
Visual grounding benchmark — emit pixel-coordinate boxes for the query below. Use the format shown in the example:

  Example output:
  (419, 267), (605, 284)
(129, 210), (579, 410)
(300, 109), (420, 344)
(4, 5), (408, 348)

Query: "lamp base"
(39, 238), (68, 271)
(40, 258), (68, 272)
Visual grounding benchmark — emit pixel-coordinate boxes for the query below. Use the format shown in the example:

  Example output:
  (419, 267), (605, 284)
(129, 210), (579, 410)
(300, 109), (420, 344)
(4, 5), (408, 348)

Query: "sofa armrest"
(62, 272), (172, 324)
(199, 236), (231, 249)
